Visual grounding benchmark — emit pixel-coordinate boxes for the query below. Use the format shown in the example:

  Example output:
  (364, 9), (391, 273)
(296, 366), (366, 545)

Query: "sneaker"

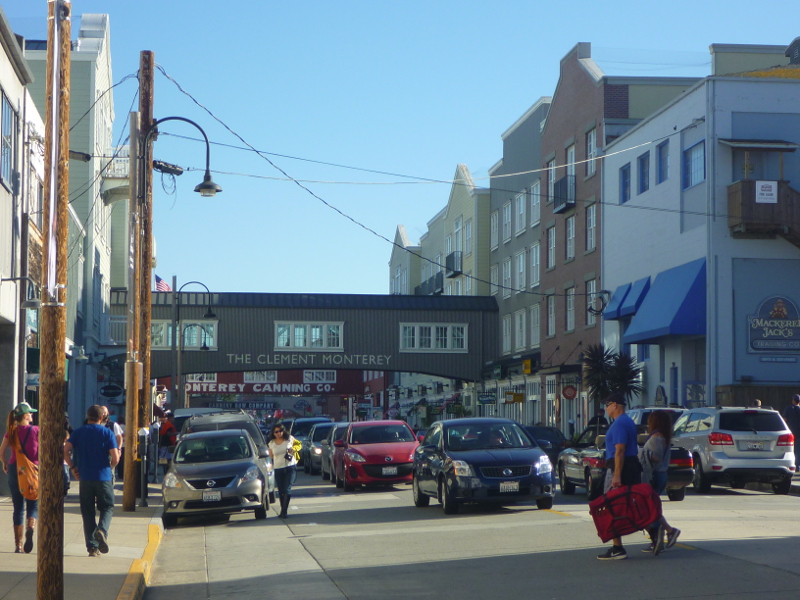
(597, 545), (627, 560)
(653, 525), (666, 556)
(641, 544), (654, 553)
(666, 528), (681, 549)
(93, 529), (109, 554)
(88, 548), (101, 557)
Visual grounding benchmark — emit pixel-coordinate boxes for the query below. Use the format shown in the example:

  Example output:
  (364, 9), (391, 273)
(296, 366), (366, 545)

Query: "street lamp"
(0, 276), (41, 310)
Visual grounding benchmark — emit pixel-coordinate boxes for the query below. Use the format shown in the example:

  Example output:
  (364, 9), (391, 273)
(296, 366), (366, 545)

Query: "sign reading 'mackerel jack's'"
(226, 353), (393, 366)
(748, 296), (800, 352)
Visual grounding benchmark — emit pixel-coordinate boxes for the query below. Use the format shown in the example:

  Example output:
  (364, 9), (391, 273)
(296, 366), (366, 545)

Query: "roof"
(719, 139), (799, 152)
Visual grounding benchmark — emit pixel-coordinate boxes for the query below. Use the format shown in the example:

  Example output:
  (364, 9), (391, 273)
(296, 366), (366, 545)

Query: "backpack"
(12, 428), (39, 501)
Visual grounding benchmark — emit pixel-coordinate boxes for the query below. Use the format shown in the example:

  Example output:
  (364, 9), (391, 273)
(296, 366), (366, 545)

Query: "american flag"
(155, 275), (171, 292)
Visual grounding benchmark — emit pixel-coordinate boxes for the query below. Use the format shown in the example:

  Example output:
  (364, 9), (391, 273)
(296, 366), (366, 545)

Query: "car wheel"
(162, 513), (177, 529)
(536, 496), (554, 510)
(666, 487), (686, 502)
(559, 465), (575, 495)
(412, 474), (430, 507)
(321, 461), (330, 481)
(254, 493), (268, 520)
(440, 478), (458, 515)
(335, 466), (344, 488)
(692, 456), (711, 493)
(772, 475), (792, 495)
(343, 470), (356, 492)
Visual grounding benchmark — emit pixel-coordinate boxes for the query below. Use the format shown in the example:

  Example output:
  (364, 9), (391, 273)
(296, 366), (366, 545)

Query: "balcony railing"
(431, 271), (444, 295)
(553, 174), (576, 214)
(104, 315), (127, 346)
(445, 251), (463, 277)
(728, 180), (800, 249)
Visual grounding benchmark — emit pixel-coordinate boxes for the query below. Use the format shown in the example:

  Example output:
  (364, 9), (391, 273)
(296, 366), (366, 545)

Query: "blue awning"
(618, 277), (651, 318)
(623, 258), (706, 345)
(603, 284), (631, 320)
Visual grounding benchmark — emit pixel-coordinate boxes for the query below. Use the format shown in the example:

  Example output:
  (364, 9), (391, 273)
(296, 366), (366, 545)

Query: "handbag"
(291, 438), (303, 461)
(12, 428), (39, 501)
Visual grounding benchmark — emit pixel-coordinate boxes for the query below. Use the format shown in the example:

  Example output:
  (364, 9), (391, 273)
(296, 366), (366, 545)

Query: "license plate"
(747, 441), (764, 451)
(202, 490), (221, 502)
(382, 466), (398, 476)
(499, 481), (519, 493)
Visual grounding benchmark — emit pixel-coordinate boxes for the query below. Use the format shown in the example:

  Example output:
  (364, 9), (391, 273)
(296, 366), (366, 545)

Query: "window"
(244, 371), (278, 383)
(547, 159), (556, 202)
(638, 151), (650, 194)
(399, 323), (468, 353)
(586, 278), (597, 326)
(566, 145), (576, 201)
(502, 258), (512, 298)
(515, 192), (526, 234)
(683, 141), (705, 189)
(565, 288), (575, 332)
(1, 94), (17, 187)
(585, 204), (596, 252)
(502, 315), (511, 354)
(275, 321), (343, 351)
(530, 243), (540, 287)
(586, 128), (596, 177)
(656, 141), (669, 184)
(464, 219), (473, 255)
(445, 235), (452, 256)
(445, 282), (451, 296)
(547, 296), (556, 337)
(565, 216), (575, 261)
(151, 320), (217, 350)
(638, 344), (650, 361)
(186, 373), (217, 383)
(502, 202), (512, 242)
(530, 304), (540, 348)
(490, 211), (499, 249)
(530, 180), (541, 225)
(547, 227), (556, 269)
(490, 265), (499, 295)
(515, 251), (526, 292)
(434, 254), (441, 273)
(453, 278), (462, 296)
(620, 164), (631, 204)
(515, 310), (526, 351)
(454, 217), (463, 252)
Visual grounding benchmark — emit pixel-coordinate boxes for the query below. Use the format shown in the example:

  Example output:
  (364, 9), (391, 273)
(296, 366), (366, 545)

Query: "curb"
(116, 514), (164, 600)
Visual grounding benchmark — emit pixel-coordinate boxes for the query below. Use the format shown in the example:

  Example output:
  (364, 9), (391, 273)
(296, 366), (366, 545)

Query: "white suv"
(672, 407), (795, 494)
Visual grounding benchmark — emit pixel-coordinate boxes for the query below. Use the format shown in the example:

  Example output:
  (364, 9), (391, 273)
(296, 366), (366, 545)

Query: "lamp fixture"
(1, 276), (41, 310)
(71, 345), (88, 361)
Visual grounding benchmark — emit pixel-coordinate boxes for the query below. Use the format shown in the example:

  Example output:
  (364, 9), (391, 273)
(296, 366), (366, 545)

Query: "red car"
(333, 420), (419, 491)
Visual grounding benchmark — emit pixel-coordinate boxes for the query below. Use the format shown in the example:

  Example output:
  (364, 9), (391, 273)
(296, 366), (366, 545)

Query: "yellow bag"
(291, 438), (303, 461)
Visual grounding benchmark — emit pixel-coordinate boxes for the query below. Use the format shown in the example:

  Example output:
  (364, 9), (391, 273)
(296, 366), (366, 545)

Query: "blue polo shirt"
(69, 424), (118, 481)
(605, 413), (638, 460)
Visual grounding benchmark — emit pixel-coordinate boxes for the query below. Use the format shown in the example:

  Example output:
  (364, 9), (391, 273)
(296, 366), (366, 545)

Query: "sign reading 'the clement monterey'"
(226, 353), (393, 367)
(748, 296), (800, 353)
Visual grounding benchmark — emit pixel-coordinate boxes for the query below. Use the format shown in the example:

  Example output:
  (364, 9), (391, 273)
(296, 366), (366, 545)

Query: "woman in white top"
(268, 423), (297, 518)
(642, 410), (681, 555)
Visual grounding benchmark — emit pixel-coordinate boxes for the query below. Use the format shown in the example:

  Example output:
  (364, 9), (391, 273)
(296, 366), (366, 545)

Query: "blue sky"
(3, 1), (799, 295)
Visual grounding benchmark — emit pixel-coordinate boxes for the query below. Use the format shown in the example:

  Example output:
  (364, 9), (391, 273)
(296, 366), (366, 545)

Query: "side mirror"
(320, 439), (329, 446)
(537, 440), (553, 449)
(257, 445), (269, 458)
(333, 440), (344, 448)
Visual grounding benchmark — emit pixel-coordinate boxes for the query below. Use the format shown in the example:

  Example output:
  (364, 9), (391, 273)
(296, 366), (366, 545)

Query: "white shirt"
(269, 436), (297, 470)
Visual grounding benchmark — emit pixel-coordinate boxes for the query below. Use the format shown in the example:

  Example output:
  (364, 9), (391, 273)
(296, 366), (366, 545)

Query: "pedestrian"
(587, 407), (609, 427)
(64, 405), (120, 557)
(781, 394), (800, 469)
(597, 393), (642, 561)
(157, 411), (177, 480)
(268, 423), (297, 518)
(0, 402), (39, 553)
(100, 406), (123, 484)
(640, 410), (681, 555)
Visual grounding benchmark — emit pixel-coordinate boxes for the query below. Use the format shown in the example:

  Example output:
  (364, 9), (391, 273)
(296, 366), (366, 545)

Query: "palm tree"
(610, 352), (644, 402)
(582, 343), (644, 407)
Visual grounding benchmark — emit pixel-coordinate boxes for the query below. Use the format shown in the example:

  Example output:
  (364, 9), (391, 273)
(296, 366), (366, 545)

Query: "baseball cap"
(794, 394), (800, 403)
(13, 402), (37, 417)
(604, 393), (627, 406)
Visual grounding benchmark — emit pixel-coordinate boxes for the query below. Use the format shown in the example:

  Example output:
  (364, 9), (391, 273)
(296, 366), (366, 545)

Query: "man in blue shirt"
(597, 393), (641, 561)
(65, 405), (120, 557)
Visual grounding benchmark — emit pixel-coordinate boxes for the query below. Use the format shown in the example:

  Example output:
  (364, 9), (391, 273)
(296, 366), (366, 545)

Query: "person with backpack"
(782, 394), (800, 468)
(0, 402), (39, 553)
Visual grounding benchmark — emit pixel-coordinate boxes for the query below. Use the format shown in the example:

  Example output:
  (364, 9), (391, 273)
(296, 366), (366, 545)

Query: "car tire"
(254, 494), (268, 520)
(666, 487), (686, 502)
(559, 465), (576, 495)
(162, 513), (177, 529)
(536, 496), (554, 510)
(343, 470), (356, 492)
(772, 475), (792, 495)
(440, 478), (458, 515)
(412, 474), (430, 507)
(692, 456), (711, 493)
(335, 467), (344, 488)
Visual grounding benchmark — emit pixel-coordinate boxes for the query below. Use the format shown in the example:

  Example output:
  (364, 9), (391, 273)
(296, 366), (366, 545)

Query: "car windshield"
(350, 424), (415, 444)
(174, 434), (252, 463)
(293, 421), (328, 437)
(526, 426), (564, 444)
(445, 423), (534, 451)
(188, 421), (263, 445)
(719, 412), (786, 432)
(312, 424), (334, 442)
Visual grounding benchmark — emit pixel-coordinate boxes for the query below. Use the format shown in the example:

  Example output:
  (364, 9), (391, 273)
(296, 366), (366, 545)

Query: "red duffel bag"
(589, 482), (662, 543)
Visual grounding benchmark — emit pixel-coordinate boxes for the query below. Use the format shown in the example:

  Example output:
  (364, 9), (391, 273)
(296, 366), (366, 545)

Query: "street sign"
(478, 394), (495, 404)
(100, 384), (124, 398)
(504, 392), (524, 404)
(562, 385), (578, 400)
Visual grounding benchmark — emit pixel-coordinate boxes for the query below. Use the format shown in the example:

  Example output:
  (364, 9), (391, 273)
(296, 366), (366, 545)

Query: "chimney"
(785, 36), (800, 64)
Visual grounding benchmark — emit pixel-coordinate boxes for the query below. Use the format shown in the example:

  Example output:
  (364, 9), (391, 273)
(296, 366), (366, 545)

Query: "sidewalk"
(0, 482), (163, 600)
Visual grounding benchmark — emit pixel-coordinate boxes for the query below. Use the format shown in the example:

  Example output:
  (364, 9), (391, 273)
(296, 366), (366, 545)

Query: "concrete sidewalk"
(0, 482), (163, 600)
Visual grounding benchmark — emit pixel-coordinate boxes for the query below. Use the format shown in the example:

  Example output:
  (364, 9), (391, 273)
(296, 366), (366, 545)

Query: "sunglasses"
(273, 430), (283, 434)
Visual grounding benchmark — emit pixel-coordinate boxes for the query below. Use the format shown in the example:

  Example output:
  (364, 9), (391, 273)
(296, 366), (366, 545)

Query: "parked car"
(320, 422), (349, 482)
(523, 425), (568, 466)
(172, 407), (235, 438)
(671, 407), (795, 494)
(626, 407), (686, 428)
(302, 422), (336, 474)
(557, 424), (694, 501)
(333, 420), (419, 491)
(413, 418), (555, 514)
(284, 417), (333, 465)
(161, 429), (271, 528)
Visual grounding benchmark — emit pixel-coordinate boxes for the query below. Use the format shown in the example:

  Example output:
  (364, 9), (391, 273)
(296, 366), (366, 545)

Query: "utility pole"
(38, 1), (70, 597)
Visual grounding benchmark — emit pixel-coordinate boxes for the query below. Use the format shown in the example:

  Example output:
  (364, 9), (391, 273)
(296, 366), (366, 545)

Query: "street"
(145, 472), (800, 600)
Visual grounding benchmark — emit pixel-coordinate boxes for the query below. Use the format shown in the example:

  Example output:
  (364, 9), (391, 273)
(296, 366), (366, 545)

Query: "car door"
(416, 424), (442, 494)
(564, 428), (598, 481)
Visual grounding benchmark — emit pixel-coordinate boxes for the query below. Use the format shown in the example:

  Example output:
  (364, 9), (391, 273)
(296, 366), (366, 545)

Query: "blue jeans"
(7, 463), (38, 526)
(652, 471), (668, 495)
(274, 466), (296, 497)
(79, 480), (114, 551)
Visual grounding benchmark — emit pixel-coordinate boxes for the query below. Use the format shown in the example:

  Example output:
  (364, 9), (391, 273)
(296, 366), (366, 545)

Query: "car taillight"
(670, 457), (694, 468)
(709, 432), (734, 445)
(777, 433), (795, 446)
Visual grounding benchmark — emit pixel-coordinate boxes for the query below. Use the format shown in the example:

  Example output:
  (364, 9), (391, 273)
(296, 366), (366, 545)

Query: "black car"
(523, 425), (568, 465)
(413, 418), (555, 514)
(283, 417), (333, 465)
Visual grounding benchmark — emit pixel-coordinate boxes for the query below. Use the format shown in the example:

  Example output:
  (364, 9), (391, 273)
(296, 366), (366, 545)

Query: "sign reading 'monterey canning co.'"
(748, 296), (800, 353)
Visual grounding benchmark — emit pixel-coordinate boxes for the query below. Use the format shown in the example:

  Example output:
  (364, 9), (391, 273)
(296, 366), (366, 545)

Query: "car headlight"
(451, 460), (474, 477)
(241, 466), (260, 483)
(313, 447), (323, 455)
(163, 472), (181, 488)
(536, 455), (553, 475)
(345, 450), (366, 463)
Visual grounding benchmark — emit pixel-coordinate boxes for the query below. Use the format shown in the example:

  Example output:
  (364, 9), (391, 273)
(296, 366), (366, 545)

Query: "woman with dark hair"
(0, 403), (39, 553)
(642, 410), (680, 555)
(268, 423), (297, 518)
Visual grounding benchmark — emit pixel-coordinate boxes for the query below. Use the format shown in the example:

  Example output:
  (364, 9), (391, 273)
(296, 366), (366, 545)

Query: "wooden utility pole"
(38, 0), (70, 597)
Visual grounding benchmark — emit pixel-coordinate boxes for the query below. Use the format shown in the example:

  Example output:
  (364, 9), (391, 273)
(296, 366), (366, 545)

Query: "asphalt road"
(146, 471), (800, 600)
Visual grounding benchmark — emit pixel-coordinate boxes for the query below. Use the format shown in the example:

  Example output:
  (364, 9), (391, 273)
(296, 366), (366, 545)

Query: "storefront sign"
(562, 385), (577, 400)
(504, 392), (524, 404)
(755, 180), (778, 204)
(478, 394), (496, 404)
(226, 353), (392, 367)
(522, 359), (532, 374)
(748, 296), (800, 353)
